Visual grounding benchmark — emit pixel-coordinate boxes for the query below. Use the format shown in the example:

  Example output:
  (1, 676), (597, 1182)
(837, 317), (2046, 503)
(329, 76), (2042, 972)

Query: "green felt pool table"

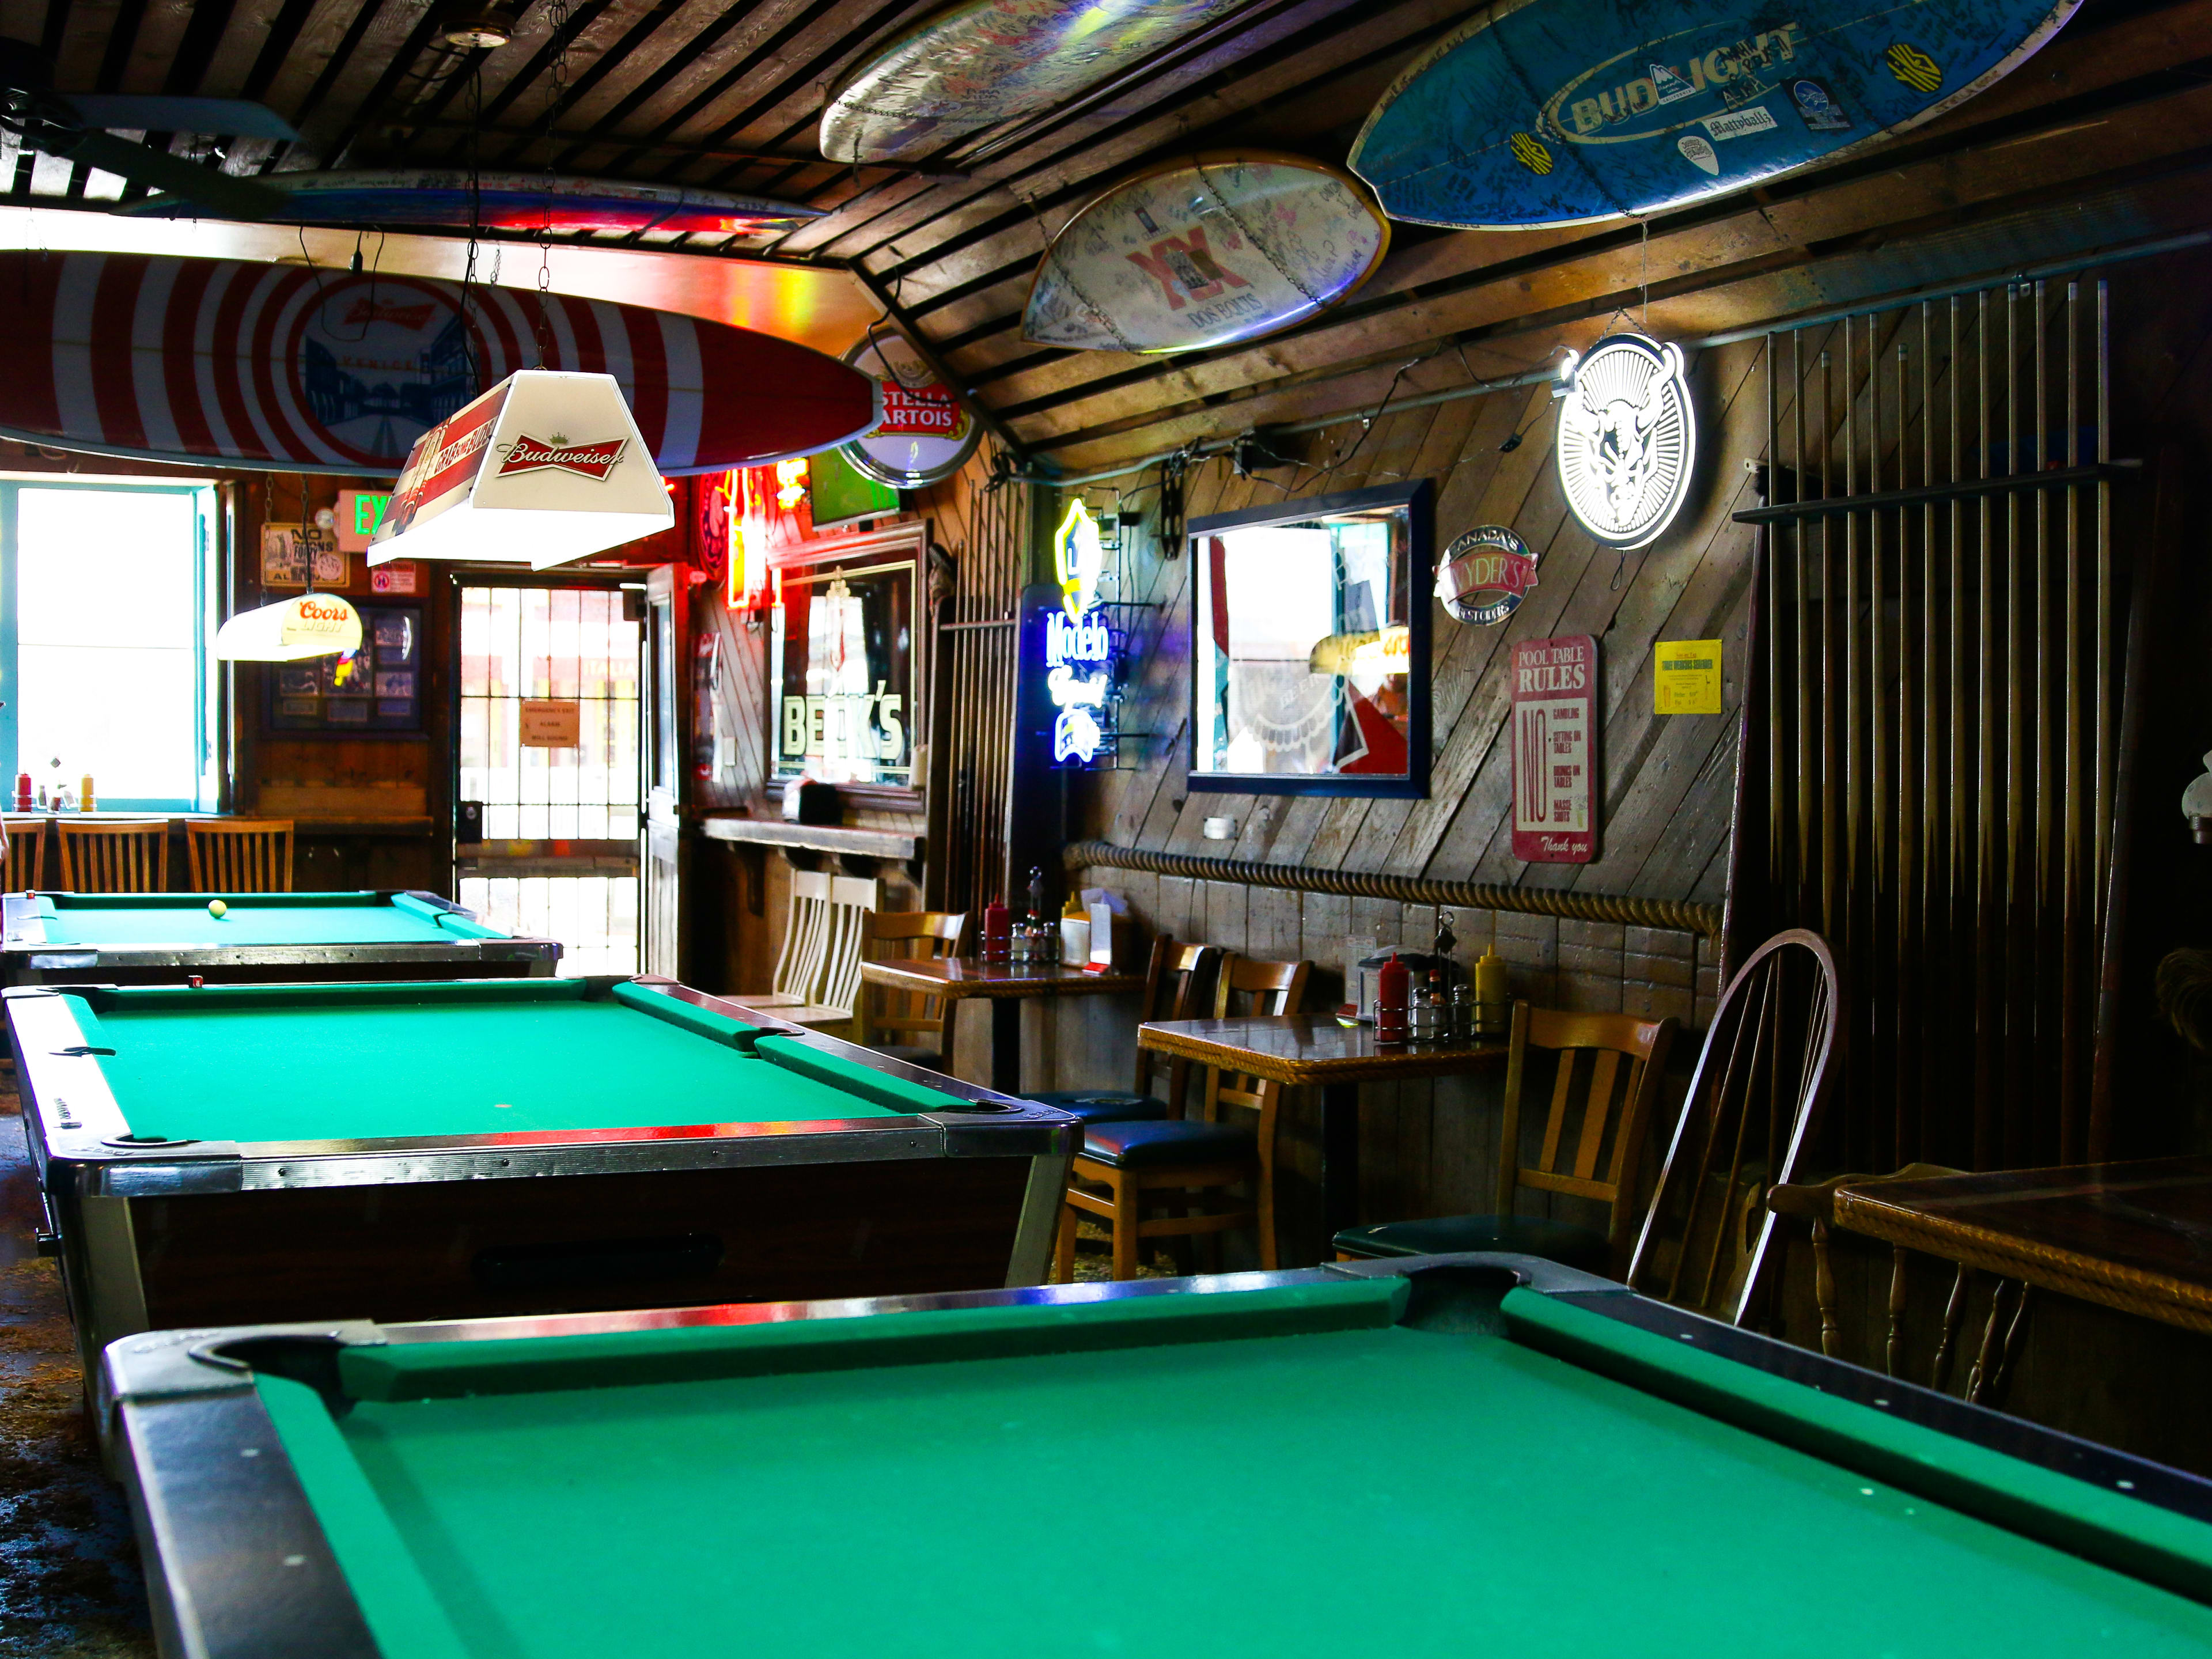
(9, 976), (1074, 1382)
(0, 890), (562, 986)
(103, 1253), (2212, 1659)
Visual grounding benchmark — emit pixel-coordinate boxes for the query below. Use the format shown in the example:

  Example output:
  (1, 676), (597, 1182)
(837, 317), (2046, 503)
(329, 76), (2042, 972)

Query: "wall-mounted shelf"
(698, 815), (921, 862)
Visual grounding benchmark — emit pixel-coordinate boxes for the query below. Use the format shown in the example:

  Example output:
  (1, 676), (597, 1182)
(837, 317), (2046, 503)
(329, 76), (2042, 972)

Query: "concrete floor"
(0, 1085), (152, 1657)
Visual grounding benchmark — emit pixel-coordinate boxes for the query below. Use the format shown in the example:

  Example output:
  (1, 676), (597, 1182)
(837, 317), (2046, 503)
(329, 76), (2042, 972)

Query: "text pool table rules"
(10, 976), (1075, 1381)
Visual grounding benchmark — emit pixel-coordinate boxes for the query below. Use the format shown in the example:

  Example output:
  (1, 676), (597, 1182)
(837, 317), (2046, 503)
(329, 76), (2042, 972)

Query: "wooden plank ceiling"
(7, 0), (2210, 471)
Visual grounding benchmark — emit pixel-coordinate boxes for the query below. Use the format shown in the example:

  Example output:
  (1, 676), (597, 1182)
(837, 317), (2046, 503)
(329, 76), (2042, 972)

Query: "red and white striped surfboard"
(0, 251), (881, 478)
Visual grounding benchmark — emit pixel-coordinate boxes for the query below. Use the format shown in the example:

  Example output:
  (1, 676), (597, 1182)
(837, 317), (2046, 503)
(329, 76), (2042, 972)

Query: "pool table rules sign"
(1511, 634), (1596, 863)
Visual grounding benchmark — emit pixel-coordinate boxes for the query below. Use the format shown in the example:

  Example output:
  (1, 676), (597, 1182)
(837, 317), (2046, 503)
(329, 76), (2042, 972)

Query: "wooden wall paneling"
(1444, 339), (1770, 891)
(1387, 382), (1573, 875)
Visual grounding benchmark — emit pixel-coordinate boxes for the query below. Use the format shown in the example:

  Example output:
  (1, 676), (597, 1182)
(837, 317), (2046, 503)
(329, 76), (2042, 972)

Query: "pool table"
(0, 890), (562, 987)
(10, 976), (1074, 1384)
(103, 1253), (2212, 1659)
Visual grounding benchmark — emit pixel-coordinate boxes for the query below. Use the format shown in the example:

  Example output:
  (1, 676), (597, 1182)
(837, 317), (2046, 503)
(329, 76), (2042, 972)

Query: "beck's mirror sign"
(1187, 480), (1431, 798)
(771, 554), (915, 787)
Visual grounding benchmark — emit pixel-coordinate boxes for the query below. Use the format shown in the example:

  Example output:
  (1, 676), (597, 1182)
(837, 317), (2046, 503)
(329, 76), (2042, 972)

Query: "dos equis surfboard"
(1349, 0), (2081, 227)
(0, 251), (879, 476)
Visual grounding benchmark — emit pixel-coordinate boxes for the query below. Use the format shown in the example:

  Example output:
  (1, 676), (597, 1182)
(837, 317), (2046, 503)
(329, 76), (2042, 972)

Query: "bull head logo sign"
(1555, 334), (1696, 551)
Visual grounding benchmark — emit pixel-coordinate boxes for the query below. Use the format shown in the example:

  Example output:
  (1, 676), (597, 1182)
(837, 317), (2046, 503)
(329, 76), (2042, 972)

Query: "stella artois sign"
(371, 370), (673, 569)
(841, 332), (980, 488)
(1437, 524), (1539, 626)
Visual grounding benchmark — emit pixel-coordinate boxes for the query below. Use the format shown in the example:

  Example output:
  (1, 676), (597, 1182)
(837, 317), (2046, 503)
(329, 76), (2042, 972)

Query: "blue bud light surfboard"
(1349, 0), (2081, 228)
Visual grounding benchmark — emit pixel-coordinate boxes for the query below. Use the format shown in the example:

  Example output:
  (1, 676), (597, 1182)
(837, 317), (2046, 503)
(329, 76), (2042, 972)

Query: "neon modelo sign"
(1555, 333), (1695, 551)
(1047, 499), (1118, 766)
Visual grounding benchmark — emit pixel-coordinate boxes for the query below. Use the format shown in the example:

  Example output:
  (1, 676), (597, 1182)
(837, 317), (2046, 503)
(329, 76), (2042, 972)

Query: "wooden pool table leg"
(990, 999), (1022, 1095)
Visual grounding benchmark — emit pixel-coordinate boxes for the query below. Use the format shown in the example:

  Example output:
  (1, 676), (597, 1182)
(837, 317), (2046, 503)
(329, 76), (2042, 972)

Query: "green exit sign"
(338, 488), (393, 552)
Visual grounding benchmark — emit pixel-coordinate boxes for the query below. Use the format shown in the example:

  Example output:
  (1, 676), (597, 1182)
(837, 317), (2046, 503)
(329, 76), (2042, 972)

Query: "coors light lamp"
(370, 370), (675, 569)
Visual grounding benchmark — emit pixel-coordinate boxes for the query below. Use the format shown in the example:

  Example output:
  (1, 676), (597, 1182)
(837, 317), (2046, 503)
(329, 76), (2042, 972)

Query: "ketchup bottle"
(982, 896), (1010, 963)
(1375, 951), (1411, 1043)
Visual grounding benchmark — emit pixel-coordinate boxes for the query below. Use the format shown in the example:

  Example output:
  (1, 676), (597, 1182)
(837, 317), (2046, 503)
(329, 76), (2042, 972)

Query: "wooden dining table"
(1137, 1014), (1508, 1241)
(857, 956), (1146, 1094)
(1832, 1156), (2212, 1336)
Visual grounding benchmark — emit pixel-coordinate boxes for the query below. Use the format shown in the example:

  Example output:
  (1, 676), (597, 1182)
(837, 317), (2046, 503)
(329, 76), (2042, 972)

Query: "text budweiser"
(498, 435), (628, 480)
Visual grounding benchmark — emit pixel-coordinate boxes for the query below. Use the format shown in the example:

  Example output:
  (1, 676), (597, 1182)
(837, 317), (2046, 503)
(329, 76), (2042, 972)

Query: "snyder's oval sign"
(1437, 525), (1538, 626)
(841, 332), (980, 488)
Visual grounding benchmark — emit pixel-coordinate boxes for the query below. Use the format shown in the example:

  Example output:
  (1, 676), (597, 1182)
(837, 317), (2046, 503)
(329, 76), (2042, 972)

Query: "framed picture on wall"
(765, 522), (926, 802)
(266, 604), (423, 732)
(1185, 479), (1433, 798)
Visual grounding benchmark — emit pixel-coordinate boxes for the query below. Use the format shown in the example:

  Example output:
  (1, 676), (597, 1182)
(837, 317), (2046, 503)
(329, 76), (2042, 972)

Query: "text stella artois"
(874, 377), (963, 437)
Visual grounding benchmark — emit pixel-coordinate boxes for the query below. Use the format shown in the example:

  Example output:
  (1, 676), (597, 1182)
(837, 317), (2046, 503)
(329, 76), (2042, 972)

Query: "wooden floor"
(0, 1082), (151, 1657)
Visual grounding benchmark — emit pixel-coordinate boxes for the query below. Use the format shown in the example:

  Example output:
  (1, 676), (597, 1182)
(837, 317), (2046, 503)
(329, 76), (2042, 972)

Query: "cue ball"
(207, 900), (228, 918)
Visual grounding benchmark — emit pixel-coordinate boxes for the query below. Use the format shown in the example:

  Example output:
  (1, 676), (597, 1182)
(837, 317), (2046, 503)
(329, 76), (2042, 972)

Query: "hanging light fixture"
(369, 370), (676, 570)
(212, 590), (362, 663)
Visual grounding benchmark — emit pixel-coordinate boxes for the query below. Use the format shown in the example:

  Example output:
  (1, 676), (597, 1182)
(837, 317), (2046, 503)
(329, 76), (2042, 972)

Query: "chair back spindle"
(1627, 929), (1842, 1325)
(2, 817), (44, 890)
(1500, 1004), (1677, 1268)
(57, 821), (167, 893)
(187, 820), (294, 892)
(857, 909), (967, 1049)
(771, 872), (835, 1005)
(814, 876), (880, 1020)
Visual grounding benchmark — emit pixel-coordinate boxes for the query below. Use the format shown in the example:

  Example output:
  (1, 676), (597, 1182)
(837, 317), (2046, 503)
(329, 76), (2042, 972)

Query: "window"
(0, 479), (219, 810)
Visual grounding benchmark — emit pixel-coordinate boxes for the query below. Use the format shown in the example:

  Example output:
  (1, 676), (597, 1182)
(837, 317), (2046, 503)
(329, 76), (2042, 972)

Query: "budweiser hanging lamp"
(370, 370), (675, 569)
(212, 592), (364, 662)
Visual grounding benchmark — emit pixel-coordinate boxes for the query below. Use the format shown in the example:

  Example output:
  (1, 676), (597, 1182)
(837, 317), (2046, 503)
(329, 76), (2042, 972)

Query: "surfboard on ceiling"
(0, 251), (880, 477)
(1024, 152), (1389, 354)
(1349, 0), (2081, 228)
(123, 171), (821, 237)
(820, 0), (1251, 162)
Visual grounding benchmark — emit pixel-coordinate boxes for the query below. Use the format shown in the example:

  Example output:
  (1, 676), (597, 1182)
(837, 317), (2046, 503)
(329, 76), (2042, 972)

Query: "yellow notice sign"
(1654, 639), (1722, 714)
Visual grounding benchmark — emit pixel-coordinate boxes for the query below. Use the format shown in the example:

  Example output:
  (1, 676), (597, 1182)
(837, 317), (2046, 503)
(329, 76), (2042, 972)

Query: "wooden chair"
(1028, 935), (1222, 1124)
(1765, 1165), (1968, 1382)
(743, 870), (836, 1011)
(1333, 1002), (1677, 1275)
(1624, 928), (1842, 1327)
(2, 818), (44, 890)
(775, 875), (879, 1029)
(187, 819), (294, 892)
(1054, 952), (1310, 1282)
(56, 820), (166, 892)
(855, 908), (968, 1070)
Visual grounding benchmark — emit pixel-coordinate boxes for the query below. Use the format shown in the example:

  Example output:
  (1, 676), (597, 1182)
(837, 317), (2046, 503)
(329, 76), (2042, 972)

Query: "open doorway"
(454, 581), (644, 975)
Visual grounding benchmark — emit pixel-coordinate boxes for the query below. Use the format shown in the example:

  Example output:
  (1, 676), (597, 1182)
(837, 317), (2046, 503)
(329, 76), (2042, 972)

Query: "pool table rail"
(9, 979), (1075, 1201)
(14, 976), (1081, 1392)
(1, 889), (564, 983)
(100, 1253), (2212, 1659)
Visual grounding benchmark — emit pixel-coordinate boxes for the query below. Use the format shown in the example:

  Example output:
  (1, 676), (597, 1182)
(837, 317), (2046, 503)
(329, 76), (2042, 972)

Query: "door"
(641, 565), (683, 979)
(454, 579), (645, 975)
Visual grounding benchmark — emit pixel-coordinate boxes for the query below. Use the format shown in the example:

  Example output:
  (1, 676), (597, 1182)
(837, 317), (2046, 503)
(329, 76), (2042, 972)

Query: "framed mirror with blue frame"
(1186, 479), (1431, 799)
